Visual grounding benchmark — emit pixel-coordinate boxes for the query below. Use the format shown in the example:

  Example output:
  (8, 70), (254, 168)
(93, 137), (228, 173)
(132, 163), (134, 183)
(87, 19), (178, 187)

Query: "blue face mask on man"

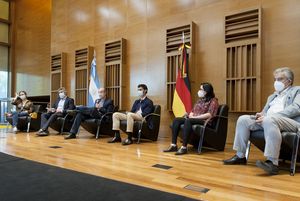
(273, 81), (285, 92)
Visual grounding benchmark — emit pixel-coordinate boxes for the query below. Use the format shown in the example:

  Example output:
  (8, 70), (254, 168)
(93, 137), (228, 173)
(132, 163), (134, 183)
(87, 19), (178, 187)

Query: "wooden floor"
(0, 126), (300, 201)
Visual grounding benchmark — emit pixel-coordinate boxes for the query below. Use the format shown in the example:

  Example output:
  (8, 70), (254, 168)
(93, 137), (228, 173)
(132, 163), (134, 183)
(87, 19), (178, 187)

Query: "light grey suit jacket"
(262, 86), (300, 123)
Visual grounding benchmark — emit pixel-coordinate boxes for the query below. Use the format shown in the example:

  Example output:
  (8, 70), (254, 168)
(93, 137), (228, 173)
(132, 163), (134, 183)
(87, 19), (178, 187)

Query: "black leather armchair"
(49, 113), (74, 134)
(80, 106), (119, 139)
(6, 104), (42, 132)
(246, 129), (300, 176)
(119, 105), (161, 143)
(180, 104), (229, 153)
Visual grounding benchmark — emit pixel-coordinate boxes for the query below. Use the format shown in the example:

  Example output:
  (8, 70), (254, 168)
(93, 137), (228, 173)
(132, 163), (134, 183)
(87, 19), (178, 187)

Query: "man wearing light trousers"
(223, 67), (300, 175)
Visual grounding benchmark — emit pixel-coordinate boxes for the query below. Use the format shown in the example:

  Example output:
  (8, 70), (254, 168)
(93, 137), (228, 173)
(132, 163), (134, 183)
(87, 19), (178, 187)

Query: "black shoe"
(163, 145), (178, 152)
(36, 130), (49, 136)
(223, 155), (247, 165)
(107, 137), (122, 143)
(256, 160), (279, 175)
(175, 147), (187, 155)
(122, 138), (133, 146)
(64, 133), (76, 139)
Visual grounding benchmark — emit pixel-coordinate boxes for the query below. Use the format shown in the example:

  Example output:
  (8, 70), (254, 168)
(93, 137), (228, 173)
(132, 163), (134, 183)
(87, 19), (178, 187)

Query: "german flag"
(172, 42), (192, 117)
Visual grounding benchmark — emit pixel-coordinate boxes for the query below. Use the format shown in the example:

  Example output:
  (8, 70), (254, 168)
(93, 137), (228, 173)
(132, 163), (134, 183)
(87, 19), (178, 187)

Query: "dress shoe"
(36, 130), (49, 136)
(64, 133), (76, 139)
(175, 147), (187, 155)
(163, 145), (178, 152)
(107, 137), (122, 143)
(256, 160), (279, 175)
(122, 138), (133, 146)
(223, 155), (247, 165)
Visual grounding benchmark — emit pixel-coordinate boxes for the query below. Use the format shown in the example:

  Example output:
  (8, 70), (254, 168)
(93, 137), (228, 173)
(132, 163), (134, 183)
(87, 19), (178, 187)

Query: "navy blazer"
(94, 98), (114, 114)
(52, 97), (75, 113)
(130, 97), (154, 117)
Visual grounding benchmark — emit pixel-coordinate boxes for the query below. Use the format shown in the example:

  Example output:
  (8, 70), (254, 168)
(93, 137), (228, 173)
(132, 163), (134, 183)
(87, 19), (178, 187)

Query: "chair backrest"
(211, 104), (229, 131)
(32, 104), (42, 113)
(153, 105), (161, 115)
(113, 105), (119, 112)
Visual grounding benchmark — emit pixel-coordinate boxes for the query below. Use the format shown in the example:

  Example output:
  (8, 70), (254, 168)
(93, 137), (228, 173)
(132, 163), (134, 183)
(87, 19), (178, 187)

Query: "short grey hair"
(273, 67), (294, 84)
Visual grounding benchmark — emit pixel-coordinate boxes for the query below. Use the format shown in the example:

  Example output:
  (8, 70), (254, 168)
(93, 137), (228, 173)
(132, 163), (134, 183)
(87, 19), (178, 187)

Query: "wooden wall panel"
(13, 0), (300, 143)
(12, 0), (51, 96)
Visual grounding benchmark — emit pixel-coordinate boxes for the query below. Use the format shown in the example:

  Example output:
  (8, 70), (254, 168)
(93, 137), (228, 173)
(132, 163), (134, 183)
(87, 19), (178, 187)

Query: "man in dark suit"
(36, 87), (75, 136)
(64, 87), (114, 139)
(108, 84), (154, 145)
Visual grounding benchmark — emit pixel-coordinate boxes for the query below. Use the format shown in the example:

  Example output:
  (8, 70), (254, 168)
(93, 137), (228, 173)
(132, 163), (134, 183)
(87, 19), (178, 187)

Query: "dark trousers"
(69, 113), (90, 134)
(41, 112), (63, 130)
(172, 117), (204, 146)
(69, 108), (103, 134)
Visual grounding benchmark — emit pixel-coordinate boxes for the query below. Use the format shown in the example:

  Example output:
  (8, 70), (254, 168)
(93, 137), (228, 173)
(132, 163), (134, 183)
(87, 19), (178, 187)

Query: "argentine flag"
(88, 51), (100, 107)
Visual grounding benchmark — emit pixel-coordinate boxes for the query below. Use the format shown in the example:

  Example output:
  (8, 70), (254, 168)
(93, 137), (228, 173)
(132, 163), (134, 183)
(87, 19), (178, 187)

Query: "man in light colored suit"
(223, 67), (300, 175)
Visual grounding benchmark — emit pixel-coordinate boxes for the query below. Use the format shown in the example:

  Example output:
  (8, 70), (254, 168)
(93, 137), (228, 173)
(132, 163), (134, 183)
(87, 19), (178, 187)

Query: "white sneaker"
(12, 127), (18, 133)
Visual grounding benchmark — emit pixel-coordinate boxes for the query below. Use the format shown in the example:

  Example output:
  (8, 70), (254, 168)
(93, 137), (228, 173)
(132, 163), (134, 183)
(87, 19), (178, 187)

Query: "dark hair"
(201, 82), (215, 102)
(19, 91), (27, 96)
(138, 84), (148, 94)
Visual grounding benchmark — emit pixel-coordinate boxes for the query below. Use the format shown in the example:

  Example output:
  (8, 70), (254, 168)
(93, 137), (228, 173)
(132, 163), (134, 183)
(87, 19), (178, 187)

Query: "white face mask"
(274, 81), (285, 92)
(59, 92), (65, 99)
(137, 90), (144, 97)
(20, 95), (26, 100)
(197, 90), (206, 98)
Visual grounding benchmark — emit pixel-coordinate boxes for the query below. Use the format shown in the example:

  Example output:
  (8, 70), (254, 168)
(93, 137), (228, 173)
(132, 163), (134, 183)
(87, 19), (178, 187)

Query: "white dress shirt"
(57, 98), (66, 112)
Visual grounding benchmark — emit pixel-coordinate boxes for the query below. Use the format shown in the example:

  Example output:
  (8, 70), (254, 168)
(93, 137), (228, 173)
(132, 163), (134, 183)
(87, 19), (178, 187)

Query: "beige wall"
(13, 0), (300, 143)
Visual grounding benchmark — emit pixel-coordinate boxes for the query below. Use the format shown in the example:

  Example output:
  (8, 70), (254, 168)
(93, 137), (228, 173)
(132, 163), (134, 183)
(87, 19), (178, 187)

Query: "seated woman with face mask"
(6, 91), (33, 133)
(164, 82), (219, 155)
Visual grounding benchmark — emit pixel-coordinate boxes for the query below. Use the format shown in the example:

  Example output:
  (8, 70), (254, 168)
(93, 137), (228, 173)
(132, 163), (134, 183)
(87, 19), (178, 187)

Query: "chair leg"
(60, 119), (66, 134)
(290, 135), (299, 176)
(137, 130), (142, 144)
(27, 119), (31, 133)
(197, 127), (205, 154)
(245, 141), (251, 161)
(96, 125), (100, 139)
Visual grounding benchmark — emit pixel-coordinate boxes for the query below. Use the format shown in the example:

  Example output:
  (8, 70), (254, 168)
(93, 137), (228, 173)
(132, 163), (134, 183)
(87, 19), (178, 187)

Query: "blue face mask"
(274, 81), (285, 92)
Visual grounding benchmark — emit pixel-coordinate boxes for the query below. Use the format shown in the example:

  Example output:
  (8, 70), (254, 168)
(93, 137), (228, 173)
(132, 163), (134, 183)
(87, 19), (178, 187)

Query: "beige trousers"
(112, 112), (144, 133)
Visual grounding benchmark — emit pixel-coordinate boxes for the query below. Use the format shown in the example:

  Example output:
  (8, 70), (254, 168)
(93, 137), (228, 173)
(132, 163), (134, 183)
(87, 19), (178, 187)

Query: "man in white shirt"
(37, 87), (75, 136)
(223, 67), (300, 175)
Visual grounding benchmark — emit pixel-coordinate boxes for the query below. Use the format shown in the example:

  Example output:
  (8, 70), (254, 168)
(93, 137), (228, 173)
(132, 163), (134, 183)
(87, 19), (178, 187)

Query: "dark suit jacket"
(52, 97), (75, 114)
(94, 98), (114, 114)
(130, 97), (154, 117)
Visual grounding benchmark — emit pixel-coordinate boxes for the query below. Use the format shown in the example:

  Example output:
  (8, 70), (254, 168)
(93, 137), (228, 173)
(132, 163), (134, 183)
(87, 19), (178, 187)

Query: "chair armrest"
(98, 112), (114, 124)
(213, 115), (228, 119)
(66, 110), (80, 115)
(142, 113), (160, 123)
